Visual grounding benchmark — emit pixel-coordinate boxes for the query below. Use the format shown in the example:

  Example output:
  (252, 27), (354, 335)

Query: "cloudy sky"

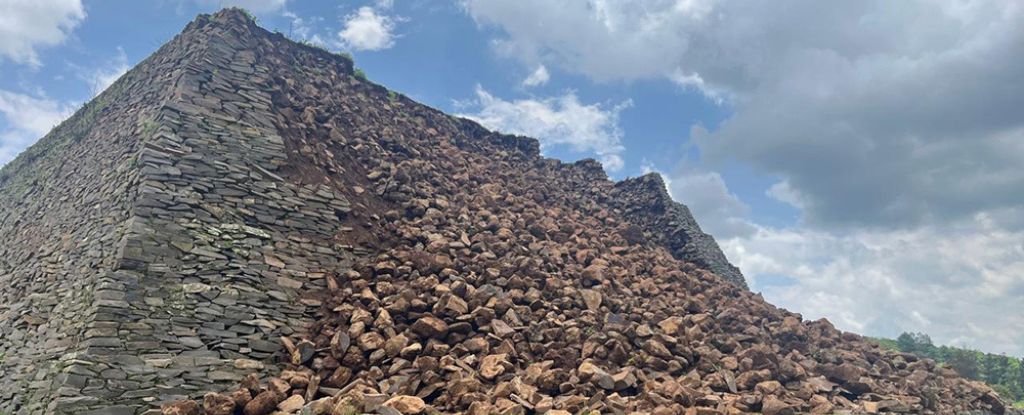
(1, 0), (1021, 355)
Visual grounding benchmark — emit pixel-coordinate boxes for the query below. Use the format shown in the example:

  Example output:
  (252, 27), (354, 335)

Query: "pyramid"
(0, 9), (1007, 415)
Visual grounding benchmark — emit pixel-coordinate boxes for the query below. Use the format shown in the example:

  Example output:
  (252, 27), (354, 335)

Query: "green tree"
(896, 332), (918, 353)
(945, 348), (980, 379)
(885, 332), (1023, 405)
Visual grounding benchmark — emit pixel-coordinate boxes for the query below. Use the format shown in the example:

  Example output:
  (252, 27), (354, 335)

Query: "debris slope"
(0, 7), (1010, 415)
(160, 9), (1004, 415)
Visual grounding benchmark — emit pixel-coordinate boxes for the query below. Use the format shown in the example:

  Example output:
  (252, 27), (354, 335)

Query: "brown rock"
(581, 264), (606, 285)
(411, 315), (449, 339)
(358, 331), (386, 350)
(243, 391), (283, 415)
(384, 334), (410, 357)
(829, 362), (867, 385)
(384, 395), (427, 414)
(268, 377), (291, 394)
(779, 358), (806, 380)
(806, 375), (837, 393)
(464, 337), (490, 353)
(581, 289), (602, 311)
(761, 395), (794, 415)
(324, 366), (353, 387)
(480, 353), (508, 380)
(491, 319), (516, 337)
(331, 331), (351, 359)
(611, 368), (637, 391)
(240, 373), (261, 393)
(295, 339), (316, 364)
(810, 402), (835, 414)
(264, 254), (286, 268)
(307, 397), (335, 415)
(658, 317), (685, 335)
(440, 294), (469, 314)
(203, 392), (236, 415)
(736, 369), (771, 390)
(577, 360), (602, 380)
(754, 380), (784, 396)
(643, 339), (672, 358)
(278, 395), (305, 413)
(162, 400), (200, 415)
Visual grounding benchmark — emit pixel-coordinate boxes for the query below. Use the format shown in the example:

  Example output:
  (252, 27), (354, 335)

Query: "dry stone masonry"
(0, 8), (1011, 415)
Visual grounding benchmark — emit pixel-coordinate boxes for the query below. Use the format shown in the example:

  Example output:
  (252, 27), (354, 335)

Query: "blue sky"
(1, 0), (1022, 356)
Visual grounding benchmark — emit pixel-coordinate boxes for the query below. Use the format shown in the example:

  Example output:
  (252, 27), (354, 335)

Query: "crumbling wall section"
(55, 12), (359, 414)
(613, 173), (748, 289)
(0, 11), (357, 415)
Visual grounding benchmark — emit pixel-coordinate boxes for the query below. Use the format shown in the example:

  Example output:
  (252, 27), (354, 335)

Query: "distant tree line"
(874, 332), (1023, 407)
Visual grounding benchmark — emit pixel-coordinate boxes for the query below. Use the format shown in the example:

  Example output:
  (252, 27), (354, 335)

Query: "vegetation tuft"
(239, 8), (258, 23)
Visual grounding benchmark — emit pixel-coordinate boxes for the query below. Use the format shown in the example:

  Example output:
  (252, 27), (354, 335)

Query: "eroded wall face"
(0, 15), (355, 415)
(613, 174), (748, 289)
(0, 43), (180, 413)
(0, 93), (142, 414)
(54, 17), (357, 414)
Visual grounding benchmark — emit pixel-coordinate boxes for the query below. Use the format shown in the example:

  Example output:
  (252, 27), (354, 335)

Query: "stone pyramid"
(0, 8), (1007, 415)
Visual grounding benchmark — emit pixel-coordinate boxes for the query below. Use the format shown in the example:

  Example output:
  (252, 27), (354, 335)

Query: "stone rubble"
(0, 5), (1010, 415)
(158, 9), (1007, 415)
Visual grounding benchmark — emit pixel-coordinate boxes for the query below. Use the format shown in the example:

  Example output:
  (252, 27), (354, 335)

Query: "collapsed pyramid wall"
(0, 9), (760, 414)
(612, 174), (747, 289)
(188, 11), (1008, 413)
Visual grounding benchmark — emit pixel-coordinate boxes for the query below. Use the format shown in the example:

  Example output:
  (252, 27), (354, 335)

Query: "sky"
(1, 0), (1021, 356)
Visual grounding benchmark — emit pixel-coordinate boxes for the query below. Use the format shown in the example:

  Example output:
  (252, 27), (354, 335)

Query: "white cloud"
(83, 47), (129, 97)
(0, 0), (86, 67)
(282, 11), (327, 46)
(337, 7), (399, 51)
(662, 165), (1024, 356)
(667, 168), (756, 239)
(720, 220), (1024, 356)
(670, 69), (727, 104)
(464, 0), (1024, 229)
(459, 86), (630, 171)
(522, 64), (550, 87)
(766, 180), (808, 210)
(0, 91), (75, 166)
(645, 160), (756, 239)
(464, 0), (716, 82)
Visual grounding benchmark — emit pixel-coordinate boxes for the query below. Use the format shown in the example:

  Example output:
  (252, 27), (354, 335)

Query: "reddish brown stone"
(162, 400), (200, 415)
(243, 391), (283, 415)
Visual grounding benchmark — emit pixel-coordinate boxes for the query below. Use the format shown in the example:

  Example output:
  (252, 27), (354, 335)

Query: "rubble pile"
(0, 6), (1010, 413)
(0, 7), (989, 415)
(161, 10), (1007, 414)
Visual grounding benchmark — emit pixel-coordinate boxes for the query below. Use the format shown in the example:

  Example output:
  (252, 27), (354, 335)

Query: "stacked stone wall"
(0, 40), (169, 414)
(0, 11), (357, 415)
(613, 174), (748, 289)
(53, 13), (358, 414)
